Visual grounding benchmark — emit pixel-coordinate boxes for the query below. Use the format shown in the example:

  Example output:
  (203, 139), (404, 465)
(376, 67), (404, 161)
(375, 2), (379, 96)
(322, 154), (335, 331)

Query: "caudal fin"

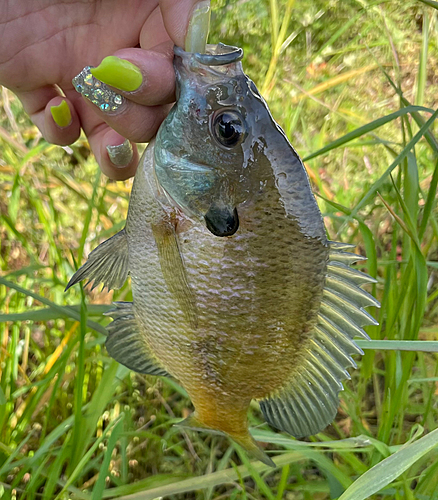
(178, 414), (275, 467)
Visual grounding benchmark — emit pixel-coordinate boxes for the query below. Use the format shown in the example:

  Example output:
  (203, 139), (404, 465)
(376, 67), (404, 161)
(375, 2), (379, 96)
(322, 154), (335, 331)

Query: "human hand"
(0, 0), (206, 180)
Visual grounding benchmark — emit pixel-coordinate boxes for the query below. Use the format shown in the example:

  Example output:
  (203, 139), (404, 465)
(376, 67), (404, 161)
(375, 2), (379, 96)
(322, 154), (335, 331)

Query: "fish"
(66, 43), (379, 466)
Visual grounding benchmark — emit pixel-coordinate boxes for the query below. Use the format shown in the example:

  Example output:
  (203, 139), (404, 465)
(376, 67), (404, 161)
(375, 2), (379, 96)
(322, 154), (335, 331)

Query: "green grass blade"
(42, 428), (74, 500)
(419, 0), (438, 9)
(55, 416), (124, 500)
(419, 158), (438, 239)
(0, 276), (107, 335)
(0, 386), (6, 405)
(0, 304), (111, 322)
(69, 360), (124, 477)
(338, 428), (438, 500)
(358, 40), (438, 153)
(78, 170), (100, 265)
(416, 10), (429, 106)
(311, 11), (363, 62)
(18, 141), (52, 167)
(269, 0), (279, 51)
(0, 432), (34, 476)
(303, 105), (434, 162)
(115, 452), (304, 500)
(276, 464), (290, 500)
(251, 430), (373, 450)
(91, 415), (125, 500)
(5, 414), (74, 473)
(351, 107), (438, 217)
(70, 285), (88, 471)
(234, 447), (276, 500)
(356, 340), (438, 352)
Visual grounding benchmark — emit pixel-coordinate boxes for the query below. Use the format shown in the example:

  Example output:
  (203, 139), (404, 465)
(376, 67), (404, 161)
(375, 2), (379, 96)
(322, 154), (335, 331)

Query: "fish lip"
(174, 43), (243, 66)
(204, 205), (239, 237)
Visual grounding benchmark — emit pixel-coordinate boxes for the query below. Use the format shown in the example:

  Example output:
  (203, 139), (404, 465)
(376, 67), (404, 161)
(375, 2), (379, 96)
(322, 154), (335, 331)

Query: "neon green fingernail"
(90, 56), (143, 92)
(185, 1), (211, 53)
(50, 100), (72, 128)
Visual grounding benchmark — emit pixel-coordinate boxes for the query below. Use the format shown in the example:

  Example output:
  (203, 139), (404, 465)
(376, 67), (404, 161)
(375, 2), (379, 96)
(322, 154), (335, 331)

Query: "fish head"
(155, 43), (325, 240)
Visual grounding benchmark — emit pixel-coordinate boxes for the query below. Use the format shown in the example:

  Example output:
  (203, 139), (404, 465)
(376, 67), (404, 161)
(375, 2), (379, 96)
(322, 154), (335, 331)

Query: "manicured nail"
(185, 1), (211, 53)
(90, 56), (143, 92)
(107, 139), (133, 167)
(50, 100), (72, 128)
(72, 66), (124, 112)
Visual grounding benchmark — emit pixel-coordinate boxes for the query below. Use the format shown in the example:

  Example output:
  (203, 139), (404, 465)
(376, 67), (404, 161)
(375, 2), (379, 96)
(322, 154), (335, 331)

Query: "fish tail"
(177, 414), (275, 467)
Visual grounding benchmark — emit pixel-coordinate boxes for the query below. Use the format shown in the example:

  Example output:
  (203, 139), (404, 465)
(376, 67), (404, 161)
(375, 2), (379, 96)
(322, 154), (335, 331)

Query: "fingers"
(90, 128), (139, 181)
(72, 64), (171, 144)
(44, 97), (81, 146)
(140, 6), (172, 50)
(67, 89), (139, 180)
(82, 94), (170, 145)
(13, 0), (210, 182)
(16, 87), (81, 146)
(160, 0), (206, 48)
(16, 85), (138, 180)
(16, 43), (175, 179)
(88, 45), (175, 107)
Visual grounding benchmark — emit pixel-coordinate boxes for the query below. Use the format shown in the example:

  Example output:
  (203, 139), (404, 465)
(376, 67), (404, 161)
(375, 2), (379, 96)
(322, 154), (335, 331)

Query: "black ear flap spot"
(204, 205), (239, 237)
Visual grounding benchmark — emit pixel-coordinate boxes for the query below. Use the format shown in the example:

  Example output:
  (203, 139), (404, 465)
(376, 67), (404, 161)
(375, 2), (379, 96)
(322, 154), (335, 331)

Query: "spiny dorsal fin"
(65, 229), (129, 292)
(104, 302), (169, 377)
(260, 242), (379, 438)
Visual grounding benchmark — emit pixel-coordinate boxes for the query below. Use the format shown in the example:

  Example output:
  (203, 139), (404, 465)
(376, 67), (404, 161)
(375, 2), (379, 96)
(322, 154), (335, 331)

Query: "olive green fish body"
(126, 143), (328, 426)
(67, 44), (379, 465)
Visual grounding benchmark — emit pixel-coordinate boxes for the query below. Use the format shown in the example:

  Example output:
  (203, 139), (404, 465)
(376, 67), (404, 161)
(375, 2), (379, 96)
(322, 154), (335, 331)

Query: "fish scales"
(128, 145), (326, 393)
(67, 43), (379, 466)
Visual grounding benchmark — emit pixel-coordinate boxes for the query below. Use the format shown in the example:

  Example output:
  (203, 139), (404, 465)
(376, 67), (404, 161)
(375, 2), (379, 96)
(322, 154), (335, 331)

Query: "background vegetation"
(1, 0), (438, 498)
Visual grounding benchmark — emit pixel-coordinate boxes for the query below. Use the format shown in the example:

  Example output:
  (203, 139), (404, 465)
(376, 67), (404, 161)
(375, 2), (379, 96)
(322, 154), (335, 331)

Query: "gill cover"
(154, 43), (325, 240)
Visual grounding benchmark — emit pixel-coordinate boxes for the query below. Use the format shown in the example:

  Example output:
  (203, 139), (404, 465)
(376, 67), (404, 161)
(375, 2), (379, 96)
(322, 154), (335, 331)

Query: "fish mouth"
(204, 204), (239, 237)
(174, 43), (243, 66)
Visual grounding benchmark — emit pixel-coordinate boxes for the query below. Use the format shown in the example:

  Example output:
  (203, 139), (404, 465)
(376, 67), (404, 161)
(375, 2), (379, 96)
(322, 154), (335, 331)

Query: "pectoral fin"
(65, 229), (129, 292)
(152, 220), (198, 328)
(104, 301), (169, 377)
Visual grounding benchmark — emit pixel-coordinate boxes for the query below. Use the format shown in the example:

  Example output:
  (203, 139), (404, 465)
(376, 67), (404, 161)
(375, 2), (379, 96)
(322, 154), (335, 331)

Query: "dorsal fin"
(260, 242), (379, 438)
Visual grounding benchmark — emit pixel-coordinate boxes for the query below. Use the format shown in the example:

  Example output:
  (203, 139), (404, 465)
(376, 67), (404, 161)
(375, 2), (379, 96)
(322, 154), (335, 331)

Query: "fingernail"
(72, 66), (124, 112)
(107, 139), (133, 167)
(185, 1), (211, 53)
(90, 56), (143, 92)
(50, 100), (72, 128)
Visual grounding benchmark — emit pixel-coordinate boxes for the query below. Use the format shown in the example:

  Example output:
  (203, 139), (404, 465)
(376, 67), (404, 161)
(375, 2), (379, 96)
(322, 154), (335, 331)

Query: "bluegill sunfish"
(67, 43), (379, 466)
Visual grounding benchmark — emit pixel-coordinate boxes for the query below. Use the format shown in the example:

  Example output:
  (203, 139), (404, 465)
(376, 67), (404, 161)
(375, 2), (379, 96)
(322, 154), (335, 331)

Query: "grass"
(1, 0), (438, 498)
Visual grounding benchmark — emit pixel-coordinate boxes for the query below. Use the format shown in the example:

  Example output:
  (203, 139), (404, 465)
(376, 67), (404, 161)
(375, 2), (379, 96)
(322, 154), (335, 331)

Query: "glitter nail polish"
(72, 67), (124, 112)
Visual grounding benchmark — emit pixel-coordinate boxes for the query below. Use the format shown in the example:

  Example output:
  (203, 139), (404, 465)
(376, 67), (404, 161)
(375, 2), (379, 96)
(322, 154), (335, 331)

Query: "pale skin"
(0, 0), (201, 180)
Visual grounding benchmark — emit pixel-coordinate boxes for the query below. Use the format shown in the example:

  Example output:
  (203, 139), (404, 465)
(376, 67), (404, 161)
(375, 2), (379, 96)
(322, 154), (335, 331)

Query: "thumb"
(159, 0), (210, 49)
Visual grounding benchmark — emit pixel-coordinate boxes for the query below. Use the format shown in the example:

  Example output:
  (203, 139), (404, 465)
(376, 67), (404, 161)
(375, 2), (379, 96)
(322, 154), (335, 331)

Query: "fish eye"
(211, 110), (245, 148)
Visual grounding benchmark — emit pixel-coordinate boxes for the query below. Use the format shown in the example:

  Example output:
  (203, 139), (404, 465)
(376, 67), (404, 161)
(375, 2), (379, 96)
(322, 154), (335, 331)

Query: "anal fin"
(178, 414), (275, 467)
(104, 302), (169, 377)
(65, 229), (129, 292)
